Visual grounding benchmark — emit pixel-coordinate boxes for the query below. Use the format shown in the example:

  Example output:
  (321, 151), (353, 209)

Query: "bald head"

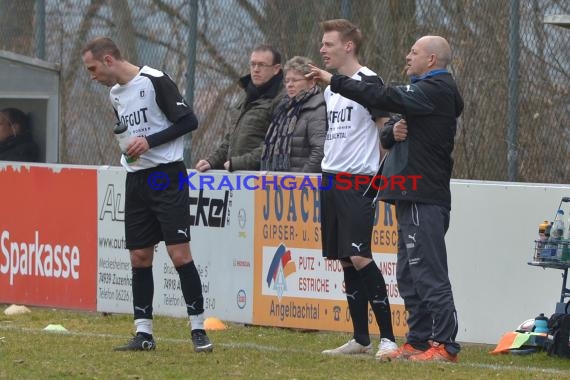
(417, 36), (452, 68)
(405, 35), (453, 78)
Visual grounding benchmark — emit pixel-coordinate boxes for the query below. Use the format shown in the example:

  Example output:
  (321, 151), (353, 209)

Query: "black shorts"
(125, 161), (191, 250)
(320, 172), (375, 260)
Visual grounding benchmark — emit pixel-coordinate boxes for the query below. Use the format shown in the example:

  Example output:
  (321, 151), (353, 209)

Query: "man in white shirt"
(316, 19), (397, 360)
(82, 37), (212, 353)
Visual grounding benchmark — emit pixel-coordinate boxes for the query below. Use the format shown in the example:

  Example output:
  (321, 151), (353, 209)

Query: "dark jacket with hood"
(206, 71), (284, 171)
(330, 70), (464, 210)
(0, 133), (39, 162)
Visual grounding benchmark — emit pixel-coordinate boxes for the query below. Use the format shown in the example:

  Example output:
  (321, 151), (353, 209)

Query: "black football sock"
(358, 261), (395, 341)
(344, 265), (370, 346)
(132, 266), (154, 320)
(176, 261), (204, 316)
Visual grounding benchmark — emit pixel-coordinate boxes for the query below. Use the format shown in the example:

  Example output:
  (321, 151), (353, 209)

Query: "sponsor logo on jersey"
(120, 108), (149, 127)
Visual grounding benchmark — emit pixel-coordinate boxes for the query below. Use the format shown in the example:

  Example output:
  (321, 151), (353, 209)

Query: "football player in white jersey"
(316, 20), (398, 360)
(82, 37), (212, 353)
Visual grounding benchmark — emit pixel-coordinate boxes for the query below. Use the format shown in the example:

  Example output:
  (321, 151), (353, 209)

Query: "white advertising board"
(96, 168), (255, 323)
(448, 180), (570, 344)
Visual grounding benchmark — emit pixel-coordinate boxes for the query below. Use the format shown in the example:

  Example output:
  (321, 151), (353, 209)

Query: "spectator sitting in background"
(260, 56), (326, 173)
(0, 108), (39, 162)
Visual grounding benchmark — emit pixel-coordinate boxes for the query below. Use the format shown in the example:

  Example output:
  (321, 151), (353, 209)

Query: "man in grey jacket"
(196, 45), (284, 172)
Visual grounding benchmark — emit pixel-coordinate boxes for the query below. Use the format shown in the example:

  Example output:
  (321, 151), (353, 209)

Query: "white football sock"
(135, 318), (153, 335)
(189, 313), (205, 331)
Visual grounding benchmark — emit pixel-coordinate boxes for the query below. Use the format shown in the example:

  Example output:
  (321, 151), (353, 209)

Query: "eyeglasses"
(284, 78), (308, 84)
(249, 62), (274, 69)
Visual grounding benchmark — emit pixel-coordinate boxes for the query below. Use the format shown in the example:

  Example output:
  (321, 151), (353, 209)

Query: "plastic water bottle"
(551, 210), (565, 240)
(534, 313), (548, 334)
(113, 122), (138, 163)
(532, 313), (549, 346)
(538, 220), (549, 247)
(551, 210), (565, 260)
(541, 222), (556, 261)
(537, 220), (550, 261)
(539, 220), (549, 240)
(562, 216), (570, 262)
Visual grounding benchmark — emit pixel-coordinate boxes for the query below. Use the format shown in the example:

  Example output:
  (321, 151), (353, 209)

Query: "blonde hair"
(283, 56), (313, 76)
(320, 19), (362, 55)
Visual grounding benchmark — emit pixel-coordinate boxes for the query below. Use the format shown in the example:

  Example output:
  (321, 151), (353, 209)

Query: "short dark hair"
(320, 19), (363, 55)
(1, 108), (30, 134)
(252, 44), (282, 65)
(81, 37), (123, 61)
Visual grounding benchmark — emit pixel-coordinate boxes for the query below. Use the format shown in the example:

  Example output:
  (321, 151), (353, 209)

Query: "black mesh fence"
(0, 0), (568, 183)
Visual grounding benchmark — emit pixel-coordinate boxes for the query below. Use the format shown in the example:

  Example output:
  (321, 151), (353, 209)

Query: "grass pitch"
(1, 306), (569, 379)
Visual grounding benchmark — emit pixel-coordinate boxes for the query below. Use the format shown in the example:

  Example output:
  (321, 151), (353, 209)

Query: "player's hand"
(307, 64), (333, 85)
(127, 137), (150, 157)
(195, 159), (211, 172)
(393, 119), (408, 142)
(223, 161), (231, 171)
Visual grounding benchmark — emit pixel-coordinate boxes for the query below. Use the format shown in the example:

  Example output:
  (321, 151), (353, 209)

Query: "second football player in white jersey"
(316, 19), (398, 360)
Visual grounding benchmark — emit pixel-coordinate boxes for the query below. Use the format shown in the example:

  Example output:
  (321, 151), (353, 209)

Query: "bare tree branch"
(60, 0), (106, 163)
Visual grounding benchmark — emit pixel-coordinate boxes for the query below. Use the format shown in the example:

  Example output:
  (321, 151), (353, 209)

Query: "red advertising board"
(0, 165), (97, 310)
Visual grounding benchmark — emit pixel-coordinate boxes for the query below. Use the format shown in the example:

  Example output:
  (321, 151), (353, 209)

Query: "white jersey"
(110, 66), (192, 172)
(321, 66), (384, 176)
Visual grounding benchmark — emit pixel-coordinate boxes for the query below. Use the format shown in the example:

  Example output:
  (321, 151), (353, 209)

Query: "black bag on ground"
(546, 313), (570, 358)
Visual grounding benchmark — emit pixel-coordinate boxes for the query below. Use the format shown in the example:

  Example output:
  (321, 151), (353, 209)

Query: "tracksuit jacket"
(330, 70), (464, 210)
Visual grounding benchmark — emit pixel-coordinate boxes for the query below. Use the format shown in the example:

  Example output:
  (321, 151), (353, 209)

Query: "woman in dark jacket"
(261, 56), (326, 173)
(0, 108), (39, 162)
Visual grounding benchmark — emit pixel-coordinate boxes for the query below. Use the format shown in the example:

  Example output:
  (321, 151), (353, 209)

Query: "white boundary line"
(1, 325), (568, 375)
